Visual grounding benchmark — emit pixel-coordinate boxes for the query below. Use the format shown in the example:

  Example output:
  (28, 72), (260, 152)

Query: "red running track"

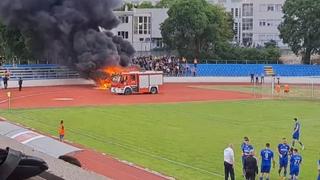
(71, 150), (171, 180)
(0, 83), (254, 109)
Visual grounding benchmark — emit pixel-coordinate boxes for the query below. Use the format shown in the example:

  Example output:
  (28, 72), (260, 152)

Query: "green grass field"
(1, 100), (320, 179)
(191, 84), (320, 99)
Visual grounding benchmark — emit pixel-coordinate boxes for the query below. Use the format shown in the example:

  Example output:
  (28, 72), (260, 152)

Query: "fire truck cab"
(111, 71), (163, 95)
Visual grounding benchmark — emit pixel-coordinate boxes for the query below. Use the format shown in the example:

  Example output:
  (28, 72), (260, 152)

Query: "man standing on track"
(224, 144), (235, 180)
(292, 118), (304, 150)
(59, 120), (65, 142)
(278, 138), (291, 178)
(18, 77), (23, 91)
(259, 143), (275, 180)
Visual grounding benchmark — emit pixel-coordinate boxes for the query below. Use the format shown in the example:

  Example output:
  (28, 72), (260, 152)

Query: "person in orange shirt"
(275, 85), (281, 93)
(59, 120), (65, 142)
(284, 84), (290, 93)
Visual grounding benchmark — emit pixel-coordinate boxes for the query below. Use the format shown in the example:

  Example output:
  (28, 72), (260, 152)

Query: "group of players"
(241, 118), (307, 180)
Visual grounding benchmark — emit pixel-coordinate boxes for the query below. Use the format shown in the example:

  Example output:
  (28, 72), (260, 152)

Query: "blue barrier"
(194, 64), (320, 77)
(2, 64), (320, 79)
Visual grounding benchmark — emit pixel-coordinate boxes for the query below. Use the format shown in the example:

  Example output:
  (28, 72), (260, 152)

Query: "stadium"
(1, 0), (320, 180)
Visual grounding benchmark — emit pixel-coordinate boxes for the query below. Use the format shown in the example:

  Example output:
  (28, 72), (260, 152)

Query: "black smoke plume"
(0, 0), (135, 78)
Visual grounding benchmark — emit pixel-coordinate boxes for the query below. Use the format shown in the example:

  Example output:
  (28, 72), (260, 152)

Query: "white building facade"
(210, 0), (286, 47)
(111, 8), (168, 53)
(112, 0), (286, 53)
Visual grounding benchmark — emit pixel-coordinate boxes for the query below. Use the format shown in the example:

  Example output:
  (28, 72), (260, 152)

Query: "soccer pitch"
(1, 100), (319, 179)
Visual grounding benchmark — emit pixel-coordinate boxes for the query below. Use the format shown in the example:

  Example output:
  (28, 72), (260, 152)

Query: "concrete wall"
(3, 79), (94, 88)
(3, 77), (320, 89)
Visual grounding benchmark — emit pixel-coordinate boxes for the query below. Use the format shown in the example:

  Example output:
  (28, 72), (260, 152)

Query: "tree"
(264, 40), (277, 49)
(155, 0), (176, 8)
(160, 0), (233, 58)
(137, 1), (154, 9)
(279, 0), (320, 64)
(116, 3), (136, 11)
(0, 21), (34, 63)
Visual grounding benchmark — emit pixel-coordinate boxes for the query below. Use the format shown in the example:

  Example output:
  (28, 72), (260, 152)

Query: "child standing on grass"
(59, 120), (65, 142)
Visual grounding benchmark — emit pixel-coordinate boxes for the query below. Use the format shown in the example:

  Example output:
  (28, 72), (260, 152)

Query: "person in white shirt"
(224, 144), (235, 180)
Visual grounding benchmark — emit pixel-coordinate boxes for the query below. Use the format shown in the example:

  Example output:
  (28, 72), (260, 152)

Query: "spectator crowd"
(131, 56), (198, 77)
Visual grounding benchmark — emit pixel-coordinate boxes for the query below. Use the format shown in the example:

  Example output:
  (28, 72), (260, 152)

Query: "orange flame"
(96, 65), (140, 90)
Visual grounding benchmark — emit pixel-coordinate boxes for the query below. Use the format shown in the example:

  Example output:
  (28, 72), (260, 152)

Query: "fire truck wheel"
(124, 88), (132, 95)
(150, 87), (158, 94)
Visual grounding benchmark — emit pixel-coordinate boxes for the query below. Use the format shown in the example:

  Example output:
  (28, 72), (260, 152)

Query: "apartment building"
(210, 0), (286, 47)
(112, 0), (286, 53)
(111, 8), (168, 52)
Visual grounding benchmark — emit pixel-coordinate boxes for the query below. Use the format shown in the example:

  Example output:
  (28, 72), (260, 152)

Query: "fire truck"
(110, 71), (163, 95)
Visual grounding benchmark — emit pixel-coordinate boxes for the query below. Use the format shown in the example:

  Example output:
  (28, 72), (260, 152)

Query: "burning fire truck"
(111, 71), (163, 95)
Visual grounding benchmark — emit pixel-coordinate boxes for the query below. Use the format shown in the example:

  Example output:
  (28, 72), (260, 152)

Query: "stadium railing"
(202, 59), (281, 64)
(0, 64), (80, 80)
(2, 64), (320, 80)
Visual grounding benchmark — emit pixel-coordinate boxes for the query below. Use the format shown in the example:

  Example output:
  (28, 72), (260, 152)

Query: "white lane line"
(10, 130), (32, 138)
(21, 135), (45, 144)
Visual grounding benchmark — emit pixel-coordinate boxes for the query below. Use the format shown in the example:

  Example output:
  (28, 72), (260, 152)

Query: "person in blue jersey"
(241, 137), (254, 175)
(290, 148), (302, 180)
(292, 118), (304, 150)
(278, 138), (291, 178)
(318, 158), (320, 180)
(259, 143), (275, 180)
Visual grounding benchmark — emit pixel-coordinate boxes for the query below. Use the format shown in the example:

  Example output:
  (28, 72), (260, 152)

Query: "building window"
(134, 16), (151, 35)
(259, 19), (282, 27)
(117, 31), (128, 39)
(242, 33), (253, 47)
(235, 8), (239, 18)
(234, 23), (238, 32)
(259, 19), (266, 26)
(243, 3), (253, 17)
(242, 18), (253, 31)
(152, 38), (163, 48)
(231, 8), (234, 18)
(267, 4), (275, 11)
(119, 16), (129, 23)
(139, 38), (144, 42)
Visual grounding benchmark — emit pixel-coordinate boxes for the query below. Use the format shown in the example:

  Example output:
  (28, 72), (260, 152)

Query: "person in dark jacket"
(244, 151), (259, 180)
(3, 76), (8, 89)
(18, 77), (23, 91)
(250, 73), (254, 83)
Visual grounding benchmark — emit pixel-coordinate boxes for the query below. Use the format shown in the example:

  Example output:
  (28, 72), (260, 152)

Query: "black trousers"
(245, 172), (256, 180)
(224, 161), (235, 180)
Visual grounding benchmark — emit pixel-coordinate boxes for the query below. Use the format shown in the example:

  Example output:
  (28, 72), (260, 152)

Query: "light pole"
(7, 91), (11, 110)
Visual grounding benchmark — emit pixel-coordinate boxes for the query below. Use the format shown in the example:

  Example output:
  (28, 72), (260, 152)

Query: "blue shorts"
(59, 134), (64, 140)
(318, 174), (320, 180)
(279, 158), (288, 168)
(290, 168), (299, 176)
(261, 165), (271, 173)
(293, 133), (300, 140)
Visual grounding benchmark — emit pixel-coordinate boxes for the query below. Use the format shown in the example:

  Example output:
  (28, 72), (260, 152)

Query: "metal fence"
(0, 66), (80, 80)
(202, 60), (281, 64)
(251, 76), (320, 100)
